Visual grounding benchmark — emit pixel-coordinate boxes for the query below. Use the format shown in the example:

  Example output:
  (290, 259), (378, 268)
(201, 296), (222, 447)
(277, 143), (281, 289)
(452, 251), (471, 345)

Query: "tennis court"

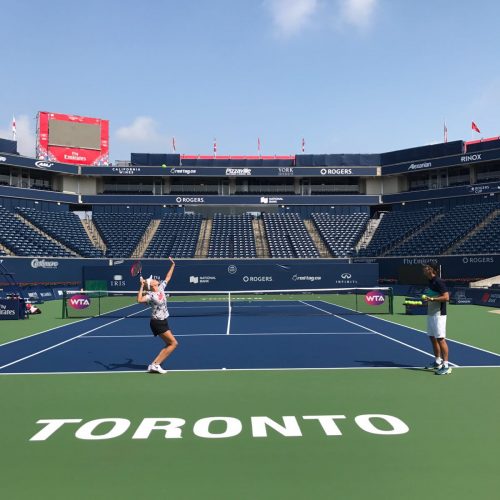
(2, 290), (499, 374)
(0, 295), (499, 499)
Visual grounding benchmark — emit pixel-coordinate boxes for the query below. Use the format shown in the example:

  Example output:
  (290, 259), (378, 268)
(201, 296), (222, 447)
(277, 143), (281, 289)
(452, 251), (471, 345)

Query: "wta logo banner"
(364, 290), (385, 306)
(68, 294), (91, 310)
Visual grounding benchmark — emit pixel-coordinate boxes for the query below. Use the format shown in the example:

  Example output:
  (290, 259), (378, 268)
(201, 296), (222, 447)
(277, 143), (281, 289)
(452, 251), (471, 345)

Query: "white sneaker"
(149, 363), (167, 374)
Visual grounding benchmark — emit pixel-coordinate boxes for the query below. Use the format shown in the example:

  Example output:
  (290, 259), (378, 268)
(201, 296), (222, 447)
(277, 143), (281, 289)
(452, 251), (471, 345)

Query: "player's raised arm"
(165, 257), (176, 284)
(137, 277), (149, 303)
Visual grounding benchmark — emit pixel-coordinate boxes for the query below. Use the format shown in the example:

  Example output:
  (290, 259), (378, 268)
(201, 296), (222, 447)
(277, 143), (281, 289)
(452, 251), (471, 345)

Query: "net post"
(62, 291), (67, 319)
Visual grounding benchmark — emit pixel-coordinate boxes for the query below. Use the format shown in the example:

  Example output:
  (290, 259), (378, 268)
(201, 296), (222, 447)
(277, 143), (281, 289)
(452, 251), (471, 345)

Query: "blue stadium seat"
(208, 214), (257, 258)
(0, 206), (73, 257)
(17, 207), (104, 258)
(143, 214), (202, 258)
(93, 213), (153, 258)
(312, 212), (369, 258)
(263, 213), (319, 258)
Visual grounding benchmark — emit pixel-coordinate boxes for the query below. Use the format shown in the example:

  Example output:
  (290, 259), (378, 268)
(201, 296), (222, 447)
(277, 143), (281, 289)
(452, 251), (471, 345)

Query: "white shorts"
(427, 315), (447, 339)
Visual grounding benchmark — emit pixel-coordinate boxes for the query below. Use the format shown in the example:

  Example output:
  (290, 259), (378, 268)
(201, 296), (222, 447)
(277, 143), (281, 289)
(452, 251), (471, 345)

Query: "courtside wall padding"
(355, 255), (499, 281)
(83, 259), (375, 292)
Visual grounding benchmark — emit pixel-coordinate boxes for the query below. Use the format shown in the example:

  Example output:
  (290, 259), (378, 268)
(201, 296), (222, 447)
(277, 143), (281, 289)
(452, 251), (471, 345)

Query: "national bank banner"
(83, 260), (378, 292)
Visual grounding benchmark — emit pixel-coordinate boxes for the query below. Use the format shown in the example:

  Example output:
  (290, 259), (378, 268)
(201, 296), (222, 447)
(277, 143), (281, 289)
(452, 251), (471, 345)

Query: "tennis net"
(62, 287), (393, 318)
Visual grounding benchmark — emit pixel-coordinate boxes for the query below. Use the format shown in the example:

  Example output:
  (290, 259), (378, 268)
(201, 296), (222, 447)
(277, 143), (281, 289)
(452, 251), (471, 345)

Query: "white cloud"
(0, 115), (36, 157)
(339, 0), (377, 29)
(265, 0), (319, 37)
(115, 116), (163, 142)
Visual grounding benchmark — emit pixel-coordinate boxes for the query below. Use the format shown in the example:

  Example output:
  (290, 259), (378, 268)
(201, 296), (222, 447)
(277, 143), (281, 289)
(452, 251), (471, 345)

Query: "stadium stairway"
(356, 215), (384, 253)
(0, 242), (13, 256)
(132, 219), (161, 258)
(195, 219), (212, 258)
(15, 213), (79, 257)
(303, 219), (332, 258)
(446, 207), (500, 255)
(81, 217), (107, 254)
(252, 218), (270, 258)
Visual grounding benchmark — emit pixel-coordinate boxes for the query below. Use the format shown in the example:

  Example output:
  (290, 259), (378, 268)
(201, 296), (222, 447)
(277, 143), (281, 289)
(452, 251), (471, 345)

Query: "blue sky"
(2, 0), (500, 161)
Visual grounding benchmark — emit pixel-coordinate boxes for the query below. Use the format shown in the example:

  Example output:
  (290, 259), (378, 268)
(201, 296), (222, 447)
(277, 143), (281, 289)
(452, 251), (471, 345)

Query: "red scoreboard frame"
(36, 111), (109, 166)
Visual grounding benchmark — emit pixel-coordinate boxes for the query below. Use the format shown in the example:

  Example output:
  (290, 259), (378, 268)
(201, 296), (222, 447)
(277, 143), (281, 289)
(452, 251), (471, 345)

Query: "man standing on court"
(422, 263), (452, 375)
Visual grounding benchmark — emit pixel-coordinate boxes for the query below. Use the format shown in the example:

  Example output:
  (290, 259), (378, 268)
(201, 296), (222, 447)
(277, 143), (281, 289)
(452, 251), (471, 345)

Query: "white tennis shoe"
(148, 364), (168, 374)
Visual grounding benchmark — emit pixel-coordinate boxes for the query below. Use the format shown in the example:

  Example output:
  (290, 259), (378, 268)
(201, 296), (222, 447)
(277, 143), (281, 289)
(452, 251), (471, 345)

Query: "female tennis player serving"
(137, 257), (178, 374)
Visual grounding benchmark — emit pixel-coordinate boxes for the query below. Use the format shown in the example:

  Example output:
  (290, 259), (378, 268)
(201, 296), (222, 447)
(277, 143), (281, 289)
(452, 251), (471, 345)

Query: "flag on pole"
(213, 138), (217, 157)
(12, 115), (16, 141)
(443, 122), (448, 143)
(472, 121), (481, 134)
(172, 137), (176, 152)
(301, 138), (305, 153)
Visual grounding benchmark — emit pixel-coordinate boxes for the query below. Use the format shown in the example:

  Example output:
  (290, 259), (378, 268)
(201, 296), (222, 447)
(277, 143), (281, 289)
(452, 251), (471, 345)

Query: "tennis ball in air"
(161, 164), (167, 168)
(421, 295), (427, 300)
(222, 368), (227, 371)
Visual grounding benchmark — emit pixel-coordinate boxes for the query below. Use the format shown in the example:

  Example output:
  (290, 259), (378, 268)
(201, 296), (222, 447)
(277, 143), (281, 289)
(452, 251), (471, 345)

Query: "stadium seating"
(263, 213), (319, 258)
(17, 208), (104, 258)
(449, 208), (500, 255)
(0, 206), (73, 257)
(312, 213), (369, 257)
(358, 208), (442, 257)
(388, 203), (499, 256)
(143, 214), (202, 258)
(93, 213), (154, 258)
(208, 214), (257, 258)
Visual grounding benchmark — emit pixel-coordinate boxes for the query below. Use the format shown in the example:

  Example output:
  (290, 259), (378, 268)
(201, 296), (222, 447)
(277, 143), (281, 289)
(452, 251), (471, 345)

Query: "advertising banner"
(81, 194), (380, 206)
(0, 299), (20, 319)
(37, 111), (109, 166)
(356, 255), (499, 281)
(81, 166), (378, 177)
(0, 257), (108, 286)
(83, 260), (378, 292)
(450, 287), (500, 307)
(382, 147), (500, 175)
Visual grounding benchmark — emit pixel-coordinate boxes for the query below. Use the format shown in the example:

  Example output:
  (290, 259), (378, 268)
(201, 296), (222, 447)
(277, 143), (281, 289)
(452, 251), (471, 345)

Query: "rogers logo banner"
(69, 294), (91, 310)
(31, 259), (59, 269)
(364, 290), (385, 306)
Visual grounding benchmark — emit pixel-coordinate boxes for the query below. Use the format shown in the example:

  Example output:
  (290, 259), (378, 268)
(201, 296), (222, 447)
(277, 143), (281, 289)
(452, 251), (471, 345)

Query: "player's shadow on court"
(93, 358), (148, 371)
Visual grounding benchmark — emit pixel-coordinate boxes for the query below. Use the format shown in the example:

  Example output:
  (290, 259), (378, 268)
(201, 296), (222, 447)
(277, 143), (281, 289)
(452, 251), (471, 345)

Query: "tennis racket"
(130, 260), (143, 278)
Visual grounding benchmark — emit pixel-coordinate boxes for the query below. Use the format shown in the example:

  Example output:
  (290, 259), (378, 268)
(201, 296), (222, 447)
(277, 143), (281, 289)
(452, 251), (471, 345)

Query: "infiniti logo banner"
(336, 272), (358, 285)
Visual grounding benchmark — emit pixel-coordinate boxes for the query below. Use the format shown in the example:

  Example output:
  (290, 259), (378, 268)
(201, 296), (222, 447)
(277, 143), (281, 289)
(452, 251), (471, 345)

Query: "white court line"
(79, 331), (374, 338)
(300, 300), (459, 366)
(0, 301), (145, 348)
(317, 299), (500, 358)
(0, 307), (148, 371)
(2, 364), (499, 376)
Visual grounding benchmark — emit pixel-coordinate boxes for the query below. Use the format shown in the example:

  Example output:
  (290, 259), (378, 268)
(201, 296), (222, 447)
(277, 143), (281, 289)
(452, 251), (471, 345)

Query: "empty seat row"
(17, 207), (103, 258)
(143, 214), (202, 258)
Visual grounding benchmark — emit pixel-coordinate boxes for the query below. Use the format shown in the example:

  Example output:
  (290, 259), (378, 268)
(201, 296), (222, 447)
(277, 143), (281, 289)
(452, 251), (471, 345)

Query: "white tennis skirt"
(427, 315), (447, 338)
